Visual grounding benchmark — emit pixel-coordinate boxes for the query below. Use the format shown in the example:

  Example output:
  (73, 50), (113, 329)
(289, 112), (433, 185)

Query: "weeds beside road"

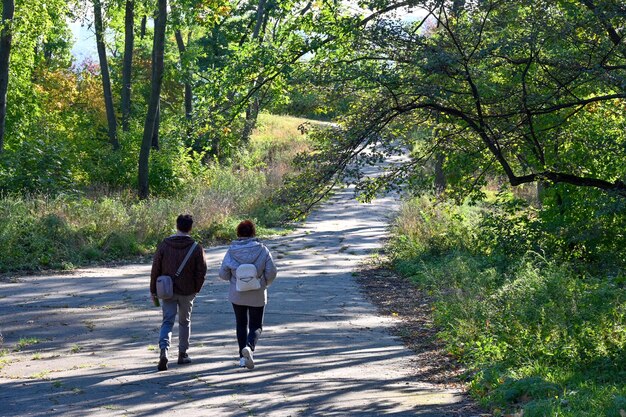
(0, 114), (313, 273)
(389, 196), (626, 417)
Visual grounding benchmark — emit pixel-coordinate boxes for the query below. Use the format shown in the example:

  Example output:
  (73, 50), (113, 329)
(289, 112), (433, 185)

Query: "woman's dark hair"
(236, 220), (256, 238)
(176, 214), (194, 233)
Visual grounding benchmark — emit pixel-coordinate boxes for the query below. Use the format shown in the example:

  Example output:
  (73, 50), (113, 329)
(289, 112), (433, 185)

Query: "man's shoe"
(239, 357), (247, 367)
(157, 349), (168, 371)
(241, 346), (254, 369)
(177, 352), (192, 365)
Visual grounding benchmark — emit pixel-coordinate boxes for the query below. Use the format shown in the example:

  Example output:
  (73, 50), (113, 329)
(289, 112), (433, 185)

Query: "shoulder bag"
(156, 242), (198, 299)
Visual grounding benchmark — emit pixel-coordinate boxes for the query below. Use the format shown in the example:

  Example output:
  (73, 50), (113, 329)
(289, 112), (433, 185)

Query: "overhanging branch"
(512, 171), (626, 196)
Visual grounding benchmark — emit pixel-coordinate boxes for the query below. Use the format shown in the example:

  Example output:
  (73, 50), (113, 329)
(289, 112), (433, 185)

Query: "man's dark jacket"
(150, 235), (207, 296)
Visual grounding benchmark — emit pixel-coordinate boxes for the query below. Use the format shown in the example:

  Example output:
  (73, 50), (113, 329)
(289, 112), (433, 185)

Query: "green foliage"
(301, 0), (626, 205)
(390, 195), (626, 416)
(390, 196), (477, 259)
(539, 185), (626, 269)
(0, 139), (77, 193)
(471, 188), (626, 273)
(0, 114), (311, 272)
(267, 65), (355, 120)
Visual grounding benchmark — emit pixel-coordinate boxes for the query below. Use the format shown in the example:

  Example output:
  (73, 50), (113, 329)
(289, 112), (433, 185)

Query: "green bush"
(539, 185), (626, 270)
(0, 139), (78, 194)
(0, 114), (314, 272)
(389, 194), (626, 417)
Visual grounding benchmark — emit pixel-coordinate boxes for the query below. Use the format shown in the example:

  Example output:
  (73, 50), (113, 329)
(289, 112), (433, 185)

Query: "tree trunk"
(536, 180), (547, 208)
(183, 81), (192, 120)
(138, 0), (167, 199)
(241, 97), (259, 145)
(151, 103), (160, 150)
(434, 153), (446, 193)
(241, 0), (266, 145)
(121, 0), (134, 132)
(140, 15), (147, 38)
(149, 47), (160, 150)
(0, 0), (14, 154)
(94, 0), (119, 150)
(451, 0), (465, 15)
(174, 29), (192, 122)
(251, 0), (266, 40)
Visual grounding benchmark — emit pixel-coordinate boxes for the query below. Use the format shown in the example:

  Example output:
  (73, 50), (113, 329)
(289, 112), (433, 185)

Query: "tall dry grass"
(0, 113), (316, 272)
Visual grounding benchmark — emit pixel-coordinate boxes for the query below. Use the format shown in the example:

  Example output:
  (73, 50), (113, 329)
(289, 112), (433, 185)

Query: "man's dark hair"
(177, 214), (194, 233)
(236, 220), (256, 238)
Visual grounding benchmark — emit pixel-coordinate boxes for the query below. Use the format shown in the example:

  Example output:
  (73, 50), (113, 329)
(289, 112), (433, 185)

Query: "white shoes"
(241, 346), (255, 369)
(239, 357), (247, 367)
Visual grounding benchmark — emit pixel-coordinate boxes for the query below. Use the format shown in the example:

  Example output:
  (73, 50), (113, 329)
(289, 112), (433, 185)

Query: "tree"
(138, 0), (166, 198)
(94, 0), (119, 149)
(294, 0), (626, 207)
(240, 0), (267, 144)
(0, 0), (14, 153)
(170, 0), (197, 126)
(189, 0), (317, 156)
(174, 29), (192, 123)
(121, 0), (134, 131)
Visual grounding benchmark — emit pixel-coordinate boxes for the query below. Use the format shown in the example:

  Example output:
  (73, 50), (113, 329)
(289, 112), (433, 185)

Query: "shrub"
(0, 114), (315, 272)
(389, 194), (626, 417)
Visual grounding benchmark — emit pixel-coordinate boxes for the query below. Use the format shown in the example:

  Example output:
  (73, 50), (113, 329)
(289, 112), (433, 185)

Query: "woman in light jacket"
(219, 220), (277, 369)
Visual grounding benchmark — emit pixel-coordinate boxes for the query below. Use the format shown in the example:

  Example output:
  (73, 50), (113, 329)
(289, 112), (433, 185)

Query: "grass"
(0, 113), (315, 273)
(0, 349), (9, 371)
(30, 370), (51, 379)
(389, 195), (626, 417)
(15, 337), (40, 351)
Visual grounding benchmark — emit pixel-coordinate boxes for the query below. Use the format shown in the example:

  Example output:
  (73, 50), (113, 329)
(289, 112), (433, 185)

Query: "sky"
(70, 21), (97, 62)
(68, 4), (429, 62)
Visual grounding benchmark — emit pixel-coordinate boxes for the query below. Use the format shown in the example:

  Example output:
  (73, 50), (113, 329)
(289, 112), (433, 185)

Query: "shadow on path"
(0, 183), (478, 416)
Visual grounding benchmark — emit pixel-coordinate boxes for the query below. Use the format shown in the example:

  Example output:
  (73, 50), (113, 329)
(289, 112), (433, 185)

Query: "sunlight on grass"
(390, 195), (626, 417)
(15, 337), (40, 351)
(0, 114), (318, 272)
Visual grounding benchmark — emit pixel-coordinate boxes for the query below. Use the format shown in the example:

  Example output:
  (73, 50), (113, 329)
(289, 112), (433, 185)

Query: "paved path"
(0, 183), (475, 416)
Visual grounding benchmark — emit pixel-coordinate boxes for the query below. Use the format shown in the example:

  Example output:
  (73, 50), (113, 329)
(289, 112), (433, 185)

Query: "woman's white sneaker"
(242, 346), (255, 369)
(239, 357), (247, 367)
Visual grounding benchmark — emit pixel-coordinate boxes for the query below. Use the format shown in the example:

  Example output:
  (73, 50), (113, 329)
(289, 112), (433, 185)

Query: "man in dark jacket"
(150, 214), (207, 371)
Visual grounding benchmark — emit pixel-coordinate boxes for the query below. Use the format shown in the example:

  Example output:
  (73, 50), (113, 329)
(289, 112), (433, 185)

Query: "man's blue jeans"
(159, 293), (196, 352)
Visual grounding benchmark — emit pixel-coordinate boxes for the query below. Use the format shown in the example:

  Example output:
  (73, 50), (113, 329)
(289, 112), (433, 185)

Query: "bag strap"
(175, 242), (198, 277)
(252, 248), (263, 264)
(238, 247), (264, 277)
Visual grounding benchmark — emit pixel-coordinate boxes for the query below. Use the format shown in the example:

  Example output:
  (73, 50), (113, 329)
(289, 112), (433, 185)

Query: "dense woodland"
(0, 0), (624, 416)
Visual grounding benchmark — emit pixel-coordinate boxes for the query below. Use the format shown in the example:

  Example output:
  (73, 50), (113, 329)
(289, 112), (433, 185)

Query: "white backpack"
(235, 264), (261, 292)
(235, 263), (261, 292)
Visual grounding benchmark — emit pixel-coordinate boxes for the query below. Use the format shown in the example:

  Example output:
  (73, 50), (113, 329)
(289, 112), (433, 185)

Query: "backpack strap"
(233, 246), (265, 277)
(252, 247), (264, 263)
(175, 242), (198, 277)
(249, 247), (265, 277)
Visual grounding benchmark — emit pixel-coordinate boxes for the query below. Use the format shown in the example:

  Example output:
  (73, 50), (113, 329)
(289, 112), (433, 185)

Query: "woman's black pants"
(232, 303), (265, 357)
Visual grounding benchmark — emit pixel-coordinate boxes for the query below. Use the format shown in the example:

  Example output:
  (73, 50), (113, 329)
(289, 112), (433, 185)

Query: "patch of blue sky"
(69, 21), (97, 63)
